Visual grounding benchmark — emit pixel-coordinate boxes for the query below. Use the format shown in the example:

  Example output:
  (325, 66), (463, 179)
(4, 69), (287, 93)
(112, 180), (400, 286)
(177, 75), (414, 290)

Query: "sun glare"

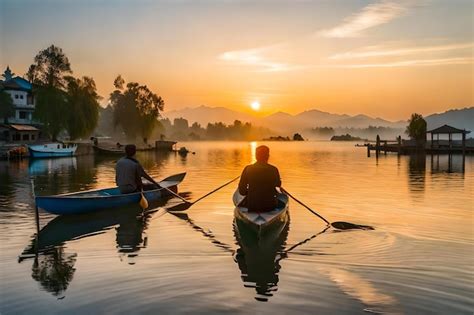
(251, 101), (261, 111)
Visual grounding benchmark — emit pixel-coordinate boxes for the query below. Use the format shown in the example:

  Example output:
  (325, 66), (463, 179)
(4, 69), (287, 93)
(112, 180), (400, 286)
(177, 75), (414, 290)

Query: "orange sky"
(1, 0), (472, 120)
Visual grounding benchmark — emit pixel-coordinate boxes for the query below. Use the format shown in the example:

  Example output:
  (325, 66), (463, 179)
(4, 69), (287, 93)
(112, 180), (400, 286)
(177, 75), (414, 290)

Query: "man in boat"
(116, 144), (161, 194)
(238, 145), (281, 212)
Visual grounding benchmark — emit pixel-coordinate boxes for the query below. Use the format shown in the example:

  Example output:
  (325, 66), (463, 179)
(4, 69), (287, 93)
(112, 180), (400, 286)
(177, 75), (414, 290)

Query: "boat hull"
(93, 145), (124, 155)
(29, 143), (77, 158)
(233, 190), (289, 236)
(35, 173), (185, 215)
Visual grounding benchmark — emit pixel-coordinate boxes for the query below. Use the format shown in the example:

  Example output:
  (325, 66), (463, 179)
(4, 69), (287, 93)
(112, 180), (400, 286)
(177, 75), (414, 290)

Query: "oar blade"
(331, 221), (374, 230)
(139, 193), (149, 209)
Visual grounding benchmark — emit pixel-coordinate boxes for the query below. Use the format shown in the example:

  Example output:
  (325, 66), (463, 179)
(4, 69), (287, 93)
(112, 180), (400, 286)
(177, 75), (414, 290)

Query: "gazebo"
(426, 124), (471, 151)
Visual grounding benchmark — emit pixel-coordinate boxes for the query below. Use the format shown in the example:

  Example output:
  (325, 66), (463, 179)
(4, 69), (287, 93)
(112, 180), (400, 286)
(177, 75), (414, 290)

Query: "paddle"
(139, 190), (149, 209)
(166, 176), (241, 211)
(280, 187), (373, 231)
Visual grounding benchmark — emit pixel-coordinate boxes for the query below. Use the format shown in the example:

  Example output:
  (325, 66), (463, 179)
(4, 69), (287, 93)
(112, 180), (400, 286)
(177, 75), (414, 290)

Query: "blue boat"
(29, 143), (77, 158)
(35, 173), (186, 215)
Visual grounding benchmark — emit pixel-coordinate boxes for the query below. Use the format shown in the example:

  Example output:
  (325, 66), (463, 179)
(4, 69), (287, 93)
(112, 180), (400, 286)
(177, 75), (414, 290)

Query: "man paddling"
(238, 145), (281, 212)
(116, 144), (160, 194)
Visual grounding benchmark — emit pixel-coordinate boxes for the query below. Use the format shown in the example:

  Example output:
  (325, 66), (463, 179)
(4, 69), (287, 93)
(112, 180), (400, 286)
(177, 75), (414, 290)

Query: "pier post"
(367, 144), (370, 157)
(375, 135), (380, 158)
(397, 136), (401, 155)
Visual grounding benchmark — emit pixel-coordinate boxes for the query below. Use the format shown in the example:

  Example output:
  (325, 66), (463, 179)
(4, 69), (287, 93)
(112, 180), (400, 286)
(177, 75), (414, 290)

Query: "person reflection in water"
(115, 144), (160, 194)
(238, 145), (281, 212)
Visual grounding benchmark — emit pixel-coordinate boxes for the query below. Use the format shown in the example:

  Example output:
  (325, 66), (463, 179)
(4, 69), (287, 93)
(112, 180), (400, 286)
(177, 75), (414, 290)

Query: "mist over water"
(1, 141), (472, 314)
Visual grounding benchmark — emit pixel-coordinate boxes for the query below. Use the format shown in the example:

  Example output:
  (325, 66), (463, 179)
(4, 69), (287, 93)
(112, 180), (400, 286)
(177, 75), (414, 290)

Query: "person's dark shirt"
(115, 157), (145, 193)
(238, 161), (281, 212)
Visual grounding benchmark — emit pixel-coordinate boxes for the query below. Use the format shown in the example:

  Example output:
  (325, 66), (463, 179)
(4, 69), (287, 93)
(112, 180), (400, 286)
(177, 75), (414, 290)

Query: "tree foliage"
(0, 88), (15, 123)
(110, 75), (164, 141)
(34, 87), (67, 140)
(28, 45), (100, 140)
(64, 76), (100, 140)
(27, 45), (72, 88)
(405, 113), (427, 143)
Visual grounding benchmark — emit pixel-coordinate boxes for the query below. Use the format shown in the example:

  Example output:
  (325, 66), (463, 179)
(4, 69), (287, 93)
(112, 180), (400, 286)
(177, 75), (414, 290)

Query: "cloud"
(218, 46), (301, 72)
(329, 42), (474, 59)
(326, 57), (473, 68)
(318, 1), (412, 38)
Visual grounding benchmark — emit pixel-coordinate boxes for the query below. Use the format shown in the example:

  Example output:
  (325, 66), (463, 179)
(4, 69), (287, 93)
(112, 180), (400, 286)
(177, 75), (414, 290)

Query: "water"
(0, 141), (473, 314)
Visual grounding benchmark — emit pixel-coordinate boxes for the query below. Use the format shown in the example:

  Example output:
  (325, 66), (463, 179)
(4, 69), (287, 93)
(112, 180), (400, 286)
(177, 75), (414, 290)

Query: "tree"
(27, 45), (72, 88)
(406, 113), (427, 146)
(34, 87), (67, 140)
(28, 45), (72, 140)
(64, 76), (100, 140)
(0, 88), (14, 123)
(111, 75), (164, 140)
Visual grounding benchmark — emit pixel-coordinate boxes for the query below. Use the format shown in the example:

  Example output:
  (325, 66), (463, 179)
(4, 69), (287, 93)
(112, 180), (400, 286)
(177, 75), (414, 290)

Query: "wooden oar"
(280, 187), (373, 231)
(166, 176), (240, 211)
(139, 190), (149, 209)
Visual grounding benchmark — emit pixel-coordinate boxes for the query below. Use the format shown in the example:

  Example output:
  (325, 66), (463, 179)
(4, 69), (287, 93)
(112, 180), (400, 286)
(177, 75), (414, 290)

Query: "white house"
(0, 66), (40, 143)
(1, 66), (36, 124)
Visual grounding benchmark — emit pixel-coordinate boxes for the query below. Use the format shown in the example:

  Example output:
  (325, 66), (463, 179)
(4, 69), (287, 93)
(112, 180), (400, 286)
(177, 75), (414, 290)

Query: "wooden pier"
(367, 125), (472, 158)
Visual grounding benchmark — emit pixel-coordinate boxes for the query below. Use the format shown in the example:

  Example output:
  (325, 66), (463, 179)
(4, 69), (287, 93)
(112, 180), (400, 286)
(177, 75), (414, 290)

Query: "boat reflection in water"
(19, 199), (169, 296)
(169, 210), (290, 302)
(233, 213), (290, 302)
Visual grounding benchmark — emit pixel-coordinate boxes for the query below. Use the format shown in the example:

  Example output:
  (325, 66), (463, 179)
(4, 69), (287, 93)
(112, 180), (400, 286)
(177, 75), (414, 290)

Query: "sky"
(1, 0), (473, 120)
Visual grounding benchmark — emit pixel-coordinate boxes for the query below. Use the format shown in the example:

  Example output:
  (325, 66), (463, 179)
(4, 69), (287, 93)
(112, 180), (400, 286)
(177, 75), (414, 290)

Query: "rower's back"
(238, 145), (281, 212)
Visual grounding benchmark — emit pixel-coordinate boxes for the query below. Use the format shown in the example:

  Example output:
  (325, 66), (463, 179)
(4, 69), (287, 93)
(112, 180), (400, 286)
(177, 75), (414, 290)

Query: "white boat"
(29, 143), (77, 158)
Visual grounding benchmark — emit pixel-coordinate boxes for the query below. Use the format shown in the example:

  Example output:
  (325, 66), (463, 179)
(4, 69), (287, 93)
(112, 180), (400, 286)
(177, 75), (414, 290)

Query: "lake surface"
(0, 141), (472, 314)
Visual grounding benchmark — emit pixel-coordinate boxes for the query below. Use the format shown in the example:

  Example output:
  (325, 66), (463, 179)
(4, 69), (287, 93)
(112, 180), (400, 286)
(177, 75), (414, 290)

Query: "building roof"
(427, 124), (471, 134)
(1, 67), (32, 91)
(8, 124), (40, 131)
(0, 77), (32, 91)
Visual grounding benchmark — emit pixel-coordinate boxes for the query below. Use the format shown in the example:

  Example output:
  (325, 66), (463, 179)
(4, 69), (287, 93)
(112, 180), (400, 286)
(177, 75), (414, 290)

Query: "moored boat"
(29, 143), (77, 158)
(93, 145), (124, 155)
(35, 172), (186, 215)
(233, 189), (289, 236)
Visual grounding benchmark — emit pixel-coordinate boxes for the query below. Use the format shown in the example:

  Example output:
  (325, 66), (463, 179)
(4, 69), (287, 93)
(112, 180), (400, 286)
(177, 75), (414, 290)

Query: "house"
(0, 66), (41, 143)
(0, 66), (36, 125)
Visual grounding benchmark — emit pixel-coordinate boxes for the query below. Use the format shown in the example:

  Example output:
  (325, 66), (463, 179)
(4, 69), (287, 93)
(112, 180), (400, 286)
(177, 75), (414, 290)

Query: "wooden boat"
(29, 143), (77, 158)
(35, 172), (186, 215)
(93, 145), (124, 155)
(233, 189), (289, 235)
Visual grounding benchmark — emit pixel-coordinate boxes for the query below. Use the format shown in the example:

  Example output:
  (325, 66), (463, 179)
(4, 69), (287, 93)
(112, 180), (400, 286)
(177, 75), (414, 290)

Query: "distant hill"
(162, 105), (473, 136)
(425, 107), (474, 133)
(164, 105), (254, 126)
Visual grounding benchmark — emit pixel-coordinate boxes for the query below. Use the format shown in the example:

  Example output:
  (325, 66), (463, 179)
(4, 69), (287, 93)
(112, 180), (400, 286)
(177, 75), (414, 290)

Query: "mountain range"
(163, 105), (474, 135)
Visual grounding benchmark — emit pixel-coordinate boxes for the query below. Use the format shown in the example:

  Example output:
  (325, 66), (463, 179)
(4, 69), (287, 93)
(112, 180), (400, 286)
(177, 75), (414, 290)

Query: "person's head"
(125, 144), (136, 157)
(256, 145), (270, 163)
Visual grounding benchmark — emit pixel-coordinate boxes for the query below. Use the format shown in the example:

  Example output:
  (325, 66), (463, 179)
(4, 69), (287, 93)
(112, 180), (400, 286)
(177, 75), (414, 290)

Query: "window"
(13, 133), (20, 141)
(22, 134), (29, 141)
(15, 94), (19, 99)
(20, 95), (24, 99)
(19, 111), (27, 119)
(31, 134), (36, 140)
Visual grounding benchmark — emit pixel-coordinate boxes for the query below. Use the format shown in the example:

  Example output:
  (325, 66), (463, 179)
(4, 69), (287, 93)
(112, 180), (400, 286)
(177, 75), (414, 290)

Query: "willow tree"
(406, 113), (427, 147)
(64, 76), (100, 140)
(28, 45), (72, 140)
(110, 75), (164, 141)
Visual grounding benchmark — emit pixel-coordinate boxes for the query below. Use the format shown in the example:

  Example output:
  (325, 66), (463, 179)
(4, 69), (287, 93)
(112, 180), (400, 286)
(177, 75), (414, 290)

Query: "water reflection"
(233, 218), (289, 302)
(19, 200), (169, 296)
(319, 267), (402, 315)
(169, 210), (291, 302)
(31, 248), (77, 298)
(28, 157), (77, 176)
(430, 154), (465, 174)
(407, 154), (426, 198)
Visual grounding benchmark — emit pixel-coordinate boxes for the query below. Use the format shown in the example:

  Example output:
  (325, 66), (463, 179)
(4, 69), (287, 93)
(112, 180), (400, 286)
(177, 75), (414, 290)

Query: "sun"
(251, 101), (261, 111)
